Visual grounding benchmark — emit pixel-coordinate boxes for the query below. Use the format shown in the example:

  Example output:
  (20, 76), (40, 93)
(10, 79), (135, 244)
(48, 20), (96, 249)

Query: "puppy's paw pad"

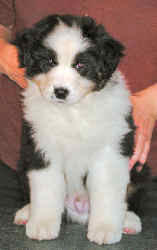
(123, 211), (142, 235)
(14, 205), (29, 225)
(26, 219), (60, 240)
(87, 224), (122, 245)
(123, 228), (137, 234)
(15, 219), (28, 225)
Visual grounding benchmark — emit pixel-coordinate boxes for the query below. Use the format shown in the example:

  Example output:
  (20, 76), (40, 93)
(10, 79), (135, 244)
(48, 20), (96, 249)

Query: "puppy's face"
(33, 23), (95, 104)
(13, 15), (124, 104)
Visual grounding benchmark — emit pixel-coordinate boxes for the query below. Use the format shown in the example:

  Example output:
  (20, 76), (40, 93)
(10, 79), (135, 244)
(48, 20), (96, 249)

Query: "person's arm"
(130, 83), (157, 170)
(0, 25), (27, 88)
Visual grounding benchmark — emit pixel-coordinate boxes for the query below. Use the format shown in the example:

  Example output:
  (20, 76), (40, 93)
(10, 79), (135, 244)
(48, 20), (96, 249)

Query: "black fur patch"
(120, 112), (152, 216)
(128, 163), (151, 216)
(12, 33), (58, 77)
(18, 120), (50, 171)
(120, 112), (136, 157)
(74, 16), (125, 90)
(17, 120), (50, 202)
(72, 47), (100, 84)
(12, 14), (124, 89)
(12, 15), (60, 77)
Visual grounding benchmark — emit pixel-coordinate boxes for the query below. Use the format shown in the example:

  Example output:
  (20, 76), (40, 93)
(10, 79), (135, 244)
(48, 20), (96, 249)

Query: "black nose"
(54, 88), (69, 100)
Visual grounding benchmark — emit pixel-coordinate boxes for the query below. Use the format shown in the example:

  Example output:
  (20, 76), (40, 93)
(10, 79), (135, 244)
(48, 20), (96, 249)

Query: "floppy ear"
(79, 16), (98, 39)
(11, 15), (59, 76)
(95, 25), (125, 89)
(11, 28), (36, 69)
(11, 28), (57, 77)
(101, 36), (125, 76)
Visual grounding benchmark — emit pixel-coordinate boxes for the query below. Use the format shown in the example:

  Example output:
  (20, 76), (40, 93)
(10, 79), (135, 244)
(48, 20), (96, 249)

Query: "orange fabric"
(0, 25), (27, 89)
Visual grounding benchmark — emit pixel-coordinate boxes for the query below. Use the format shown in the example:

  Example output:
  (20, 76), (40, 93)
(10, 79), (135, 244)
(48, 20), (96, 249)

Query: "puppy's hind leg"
(123, 211), (142, 235)
(14, 204), (30, 225)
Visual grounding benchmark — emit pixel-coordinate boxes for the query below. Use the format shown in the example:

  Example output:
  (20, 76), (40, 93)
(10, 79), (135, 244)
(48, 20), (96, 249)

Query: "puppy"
(12, 14), (149, 245)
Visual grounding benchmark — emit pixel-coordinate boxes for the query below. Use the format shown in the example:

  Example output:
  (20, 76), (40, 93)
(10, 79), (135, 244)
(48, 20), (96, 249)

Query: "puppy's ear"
(11, 26), (56, 77)
(101, 36), (125, 76)
(79, 16), (98, 39)
(11, 28), (36, 69)
(10, 15), (60, 78)
(96, 25), (125, 89)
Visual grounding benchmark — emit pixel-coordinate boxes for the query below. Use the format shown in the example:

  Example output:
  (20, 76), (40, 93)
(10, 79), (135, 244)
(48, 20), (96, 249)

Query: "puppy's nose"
(54, 87), (69, 100)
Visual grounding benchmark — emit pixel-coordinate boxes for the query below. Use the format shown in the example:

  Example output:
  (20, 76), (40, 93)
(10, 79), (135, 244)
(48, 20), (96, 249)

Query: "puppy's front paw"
(26, 217), (60, 241)
(87, 223), (122, 245)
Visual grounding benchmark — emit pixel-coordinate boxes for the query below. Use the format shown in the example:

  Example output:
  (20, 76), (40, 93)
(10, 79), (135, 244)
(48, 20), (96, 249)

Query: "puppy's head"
(13, 14), (124, 104)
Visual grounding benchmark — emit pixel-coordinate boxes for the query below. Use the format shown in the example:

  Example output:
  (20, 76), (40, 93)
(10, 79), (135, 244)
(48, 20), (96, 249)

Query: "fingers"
(129, 133), (144, 170)
(9, 69), (27, 88)
(0, 43), (28, 88)
(0, 25), (12, 40)
(139, 118), (155, 163)
(139, 142), (150, 165)
(129, 118), (155, 170)
(130, 90), (157, 171)
(129, 116), (147, 170)
(140, 117), (154, 159)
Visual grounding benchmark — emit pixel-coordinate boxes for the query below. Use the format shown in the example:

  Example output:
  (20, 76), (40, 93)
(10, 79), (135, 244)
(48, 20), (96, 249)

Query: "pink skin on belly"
(65, 194), (89, 214)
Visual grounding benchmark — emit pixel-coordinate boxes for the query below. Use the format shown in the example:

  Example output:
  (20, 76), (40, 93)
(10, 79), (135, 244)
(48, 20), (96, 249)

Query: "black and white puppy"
(13, 15), (149, 245)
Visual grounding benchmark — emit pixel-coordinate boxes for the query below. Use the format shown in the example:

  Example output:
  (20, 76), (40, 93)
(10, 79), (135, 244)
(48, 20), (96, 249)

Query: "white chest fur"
(23, 71), (131, 180)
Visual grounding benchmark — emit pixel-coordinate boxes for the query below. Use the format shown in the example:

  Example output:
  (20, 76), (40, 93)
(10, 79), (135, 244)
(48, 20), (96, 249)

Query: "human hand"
(129, 84), (157, 170)
(0, 25), (27, 88)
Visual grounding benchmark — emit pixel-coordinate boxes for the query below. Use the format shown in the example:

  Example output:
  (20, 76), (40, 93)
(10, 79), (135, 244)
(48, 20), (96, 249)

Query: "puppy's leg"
(87, 147), (129, 245)
(26, 167), (65, 240)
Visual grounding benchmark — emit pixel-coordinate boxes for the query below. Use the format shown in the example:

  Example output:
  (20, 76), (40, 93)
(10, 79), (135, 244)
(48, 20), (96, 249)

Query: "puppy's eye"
(75, 63), (84, 69)
(48, 58), (56, 66)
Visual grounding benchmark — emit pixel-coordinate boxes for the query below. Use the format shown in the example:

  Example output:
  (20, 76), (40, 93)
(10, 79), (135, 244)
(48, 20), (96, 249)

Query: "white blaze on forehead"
(43, 22), (90, 65)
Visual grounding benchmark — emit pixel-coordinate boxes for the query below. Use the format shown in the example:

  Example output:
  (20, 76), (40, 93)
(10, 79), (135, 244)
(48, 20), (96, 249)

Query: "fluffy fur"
(12, 15), (150, 245)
